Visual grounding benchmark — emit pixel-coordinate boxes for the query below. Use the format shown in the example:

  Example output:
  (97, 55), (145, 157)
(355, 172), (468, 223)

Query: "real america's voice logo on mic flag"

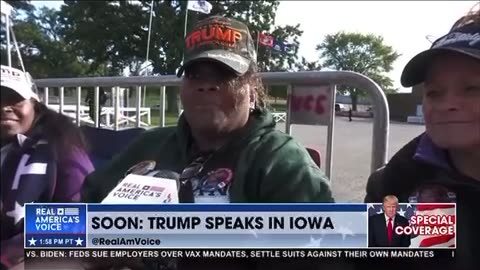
(57, 207), (80, 216)
(102, 173), (179, 204)
(368, 203), (456, 248)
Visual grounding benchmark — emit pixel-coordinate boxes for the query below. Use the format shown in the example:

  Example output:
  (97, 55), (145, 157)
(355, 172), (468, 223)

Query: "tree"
(0, 1), (91, 78)
(315, 32), (400, 110)
(268, 85), (287, 105)
(4, 0), (34, 12)
(6, 6), (90, 78)
(57, 0), (303, 113)
(144, 0), (303, 112)
(59, 1), (146, 76)
(295, 56), (322, 71)
(1, 1), (33, 68)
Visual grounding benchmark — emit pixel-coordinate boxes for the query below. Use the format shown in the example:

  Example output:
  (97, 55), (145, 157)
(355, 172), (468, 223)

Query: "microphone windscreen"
(152, 170), (180, 179)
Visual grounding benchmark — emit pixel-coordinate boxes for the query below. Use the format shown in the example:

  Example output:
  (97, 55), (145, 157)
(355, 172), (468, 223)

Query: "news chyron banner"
(25, 204), (366, 248)
(24, 203), (456, 260)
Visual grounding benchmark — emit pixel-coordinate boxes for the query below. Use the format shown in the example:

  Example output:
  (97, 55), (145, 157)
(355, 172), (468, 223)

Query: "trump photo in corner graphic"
(368, 195), (411, 247)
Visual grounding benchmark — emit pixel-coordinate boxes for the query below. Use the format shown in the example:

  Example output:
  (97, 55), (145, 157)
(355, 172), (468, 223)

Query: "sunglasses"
(178, 155), (212, 203)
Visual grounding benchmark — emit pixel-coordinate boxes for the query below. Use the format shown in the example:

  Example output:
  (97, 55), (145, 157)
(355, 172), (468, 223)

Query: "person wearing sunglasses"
(363, 10), (479, 270)
(81, 16), (335, 270)
(1, 65), (94, 270)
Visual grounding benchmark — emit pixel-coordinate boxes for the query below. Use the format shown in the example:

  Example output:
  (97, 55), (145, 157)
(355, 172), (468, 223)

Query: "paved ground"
(275, 116), (425, 203)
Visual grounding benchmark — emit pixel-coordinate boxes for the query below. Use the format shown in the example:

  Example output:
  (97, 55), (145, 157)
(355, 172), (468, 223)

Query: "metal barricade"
(35, 70), (389, 174)
(262, 71), (390, 176)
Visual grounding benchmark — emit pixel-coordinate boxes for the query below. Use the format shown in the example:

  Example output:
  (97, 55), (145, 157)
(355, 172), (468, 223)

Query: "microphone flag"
(102, 174), (179, 204)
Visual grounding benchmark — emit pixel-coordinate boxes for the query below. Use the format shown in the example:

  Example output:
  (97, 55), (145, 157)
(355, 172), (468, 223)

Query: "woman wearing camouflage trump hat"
(81, 16), (335, 270)
(82, 15), (333, 211)
(364, 9), (479, 270)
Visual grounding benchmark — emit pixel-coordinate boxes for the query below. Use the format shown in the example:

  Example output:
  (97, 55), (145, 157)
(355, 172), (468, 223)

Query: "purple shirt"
(55, 149), (94, 202)
(413, 133), (452, 171)
(409, 133), (459, 204)
(0, 145), (93, 268)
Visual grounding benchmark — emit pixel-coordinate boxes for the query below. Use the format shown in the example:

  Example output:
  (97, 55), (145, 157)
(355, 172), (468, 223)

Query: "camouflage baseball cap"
(176, 16), (257, 77)
(401, 23), (480, 87)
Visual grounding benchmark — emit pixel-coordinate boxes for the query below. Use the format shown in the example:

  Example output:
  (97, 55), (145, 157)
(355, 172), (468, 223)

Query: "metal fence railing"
(35, 70), (390, 174)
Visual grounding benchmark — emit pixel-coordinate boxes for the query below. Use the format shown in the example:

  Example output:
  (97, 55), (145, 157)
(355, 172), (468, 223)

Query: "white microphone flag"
(102, 174), (179, 204)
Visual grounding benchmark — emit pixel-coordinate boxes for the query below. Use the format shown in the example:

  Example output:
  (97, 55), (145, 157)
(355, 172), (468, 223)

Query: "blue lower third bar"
(87, 204), (367, 212)
(25, 234), (87, 248)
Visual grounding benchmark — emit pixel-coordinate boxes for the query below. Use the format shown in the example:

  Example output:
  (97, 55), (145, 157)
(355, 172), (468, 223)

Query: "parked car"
(335, 103), (345, 112)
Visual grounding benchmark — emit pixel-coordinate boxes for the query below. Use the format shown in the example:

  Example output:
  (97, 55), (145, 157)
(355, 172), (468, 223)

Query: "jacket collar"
(15, 133), (28, 147)
(413, 133), (453, 171)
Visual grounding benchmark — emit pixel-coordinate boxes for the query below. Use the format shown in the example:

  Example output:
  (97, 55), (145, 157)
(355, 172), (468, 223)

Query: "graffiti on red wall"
(289, 94), (328, 115)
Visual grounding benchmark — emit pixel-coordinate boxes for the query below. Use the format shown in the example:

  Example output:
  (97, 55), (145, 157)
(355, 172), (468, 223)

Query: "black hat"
(176, 16), (257, 77)
(400, 23), (480, 87)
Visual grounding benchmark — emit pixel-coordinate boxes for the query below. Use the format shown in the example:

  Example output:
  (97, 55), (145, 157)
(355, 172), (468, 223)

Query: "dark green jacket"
(81, 108), (333, 204)
(362, 134), (479, 270)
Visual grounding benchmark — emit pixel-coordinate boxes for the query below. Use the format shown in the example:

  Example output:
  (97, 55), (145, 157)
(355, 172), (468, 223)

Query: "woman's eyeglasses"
(178, 155), (210, 203)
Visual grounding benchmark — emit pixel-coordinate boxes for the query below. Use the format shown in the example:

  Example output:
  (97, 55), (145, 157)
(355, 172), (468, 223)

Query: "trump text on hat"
(186, 25), (242, 49)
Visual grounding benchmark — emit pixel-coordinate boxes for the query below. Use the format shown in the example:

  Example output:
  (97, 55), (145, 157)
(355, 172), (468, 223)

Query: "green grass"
(147, 110), (179, 127)
(270, 103), (287, 112)
(142, 95), (288, 127)
(142, 93), (179, 126)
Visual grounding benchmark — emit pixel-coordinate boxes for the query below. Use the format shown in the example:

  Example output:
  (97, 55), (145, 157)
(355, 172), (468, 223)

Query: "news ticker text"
(24, 249), (455, 259)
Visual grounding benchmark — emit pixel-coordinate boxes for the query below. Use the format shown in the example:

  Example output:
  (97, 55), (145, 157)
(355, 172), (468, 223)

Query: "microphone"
(134, 171), (182, 269)
(101, 169), (180, 204)
(89, 169), (181, 270)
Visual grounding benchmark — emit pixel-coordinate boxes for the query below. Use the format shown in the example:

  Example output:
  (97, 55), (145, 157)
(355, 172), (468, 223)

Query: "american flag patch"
(63, 208), (80, 216)
(410, 204), (456, 248)
(149, 186), (165, 192)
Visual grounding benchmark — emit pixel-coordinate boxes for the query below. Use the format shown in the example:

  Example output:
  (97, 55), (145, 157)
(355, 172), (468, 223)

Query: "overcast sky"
(32, 1), (478, 92)
(275, 1), (477, 92)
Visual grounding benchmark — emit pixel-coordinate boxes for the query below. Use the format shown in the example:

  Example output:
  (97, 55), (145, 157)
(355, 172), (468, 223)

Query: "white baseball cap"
(1, 65), (39, 101)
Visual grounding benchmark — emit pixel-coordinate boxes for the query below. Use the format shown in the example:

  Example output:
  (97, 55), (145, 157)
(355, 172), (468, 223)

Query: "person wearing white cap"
(0, 66), (39, 138)
(364, 9), (479, 270)
(1, 65), (94, 269)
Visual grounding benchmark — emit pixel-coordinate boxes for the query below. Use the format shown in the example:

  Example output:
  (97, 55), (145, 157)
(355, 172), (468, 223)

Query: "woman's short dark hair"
(31, 101), (88, 157)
